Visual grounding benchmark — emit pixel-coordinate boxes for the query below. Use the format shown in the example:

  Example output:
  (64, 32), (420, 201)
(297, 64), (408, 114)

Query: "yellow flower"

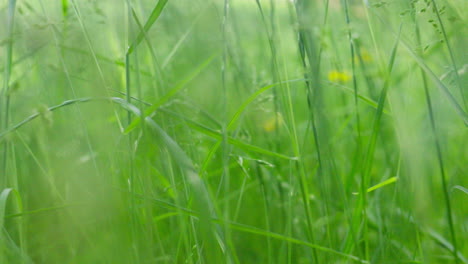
(328, 70), (351, 83)
(354, 49), (373, 64)
(359, 50), (373, 62)
(262, 112), (284, 132)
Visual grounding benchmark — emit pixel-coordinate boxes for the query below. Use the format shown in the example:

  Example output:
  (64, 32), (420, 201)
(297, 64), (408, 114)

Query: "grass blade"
(124, 52), (218, 134)
(352, 176), (398, 195)
(400, 40), (468, 126)
(127, 0), (169, 54)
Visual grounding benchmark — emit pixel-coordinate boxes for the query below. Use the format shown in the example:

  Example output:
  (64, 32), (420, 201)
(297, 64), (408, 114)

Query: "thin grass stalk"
(254, 0), (282, 152)
(340, 1), (365, 258)
(412, 3), (459, 263)
(342, 0), (362, 150)
(359, 25), (401, 261)
(293, 1), (322, 262)
(296, 0), (349, 260)
(430, 0), (466, 110)
(130, 7), (166, 95)
(125, 1), (139, 261)
(221, 1), (234, 263)
(1, 0), (17, 188)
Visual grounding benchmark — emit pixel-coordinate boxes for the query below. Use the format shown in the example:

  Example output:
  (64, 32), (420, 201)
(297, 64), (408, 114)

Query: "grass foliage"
(0, 0), (467, 263)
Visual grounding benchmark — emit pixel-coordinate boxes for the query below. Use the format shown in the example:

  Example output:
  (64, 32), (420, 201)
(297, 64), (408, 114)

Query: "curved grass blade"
(452, 185), (468, 196)
(0, 97), (99, 141)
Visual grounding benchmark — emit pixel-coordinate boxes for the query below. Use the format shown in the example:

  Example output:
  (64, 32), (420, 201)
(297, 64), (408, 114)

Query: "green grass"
(0, 0), (467, 263)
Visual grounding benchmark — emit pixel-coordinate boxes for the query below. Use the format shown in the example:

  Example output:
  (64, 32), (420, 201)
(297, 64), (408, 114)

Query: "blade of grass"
(124, 188), (369, 263)
(124, 52), (219, 134)
(343, 0), (362, 149)
(452, 185), (468, 195)
(0, 188), (13, 263)
(0, 97), (104, 140)
(350, 25), (402, 260)
(412, 5), (460, 262)
(400, 40), (468, 126)
(129, 4), (167, 96)
(430, 0), (466, 110)
(294, 1), (328, 261)
(392, 208), (468, 263)
(127, 0), (169, 55)
(0, 188), (24, 263)
(369, 4), (468, 126)
(5, 204), (77, 219)
(220, 0), (236, 261)
(0, 189), (14, 233)
(352, 176), (398, 195)
(161, 9), (205, 69)
(61, 0), (68, 17)
(0, 97), (294, 162)
(1, 0), (17, 188)
(113, 97), (227, 262)
(327, 81), (392, 116)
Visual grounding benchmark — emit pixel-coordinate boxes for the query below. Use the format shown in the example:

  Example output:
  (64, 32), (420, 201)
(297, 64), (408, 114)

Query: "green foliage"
(0, 0), (466, 263)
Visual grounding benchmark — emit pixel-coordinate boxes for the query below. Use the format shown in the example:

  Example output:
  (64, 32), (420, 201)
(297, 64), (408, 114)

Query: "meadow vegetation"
(0, 0), (467, 263)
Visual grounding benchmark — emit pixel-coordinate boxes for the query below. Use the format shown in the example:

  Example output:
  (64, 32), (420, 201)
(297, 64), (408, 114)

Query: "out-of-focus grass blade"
(62, 0), (69, 17)
(111, 97), (226, 258)
(429, 0), (466, 109)
(228, 79), (303, 130)
(0, 188), (14, 230)
(59, 45), (153, 77)
(0, 97), (293, 162)
(347, 25), (402, 259)
(400, 40), (468, 126)
(427, 229), (468, 264)
(452, 185), (468, 196)
(127, 188), (368, 263)
(5, 204), (74, 218)
(127, 0), (169, 54)
(352, 176), (398, 195)
(0, 97), (98, 141)
(329, 81), (392, 116)
(391, 209), (468, 264)
(124, 52), (218, 134)
(180, 116), (297, 160)
(366, 176), (398, 193)
(226, 221), (369, 264)
(0, 189), (30, 263)
(162, 9), (206, 69)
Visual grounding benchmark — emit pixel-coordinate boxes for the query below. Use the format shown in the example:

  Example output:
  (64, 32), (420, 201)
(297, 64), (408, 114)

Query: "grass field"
(0, 0), (467, 263)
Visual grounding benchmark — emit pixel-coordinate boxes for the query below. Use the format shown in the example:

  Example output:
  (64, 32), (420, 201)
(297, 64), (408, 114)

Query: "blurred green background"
(0, 0), (467, 263)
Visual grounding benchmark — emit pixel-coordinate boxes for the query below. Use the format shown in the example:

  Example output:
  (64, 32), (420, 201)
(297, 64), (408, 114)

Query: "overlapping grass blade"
(124, 53), (218, 134)
(127, 0), (169, 55)
(400, 41), (468, 126)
